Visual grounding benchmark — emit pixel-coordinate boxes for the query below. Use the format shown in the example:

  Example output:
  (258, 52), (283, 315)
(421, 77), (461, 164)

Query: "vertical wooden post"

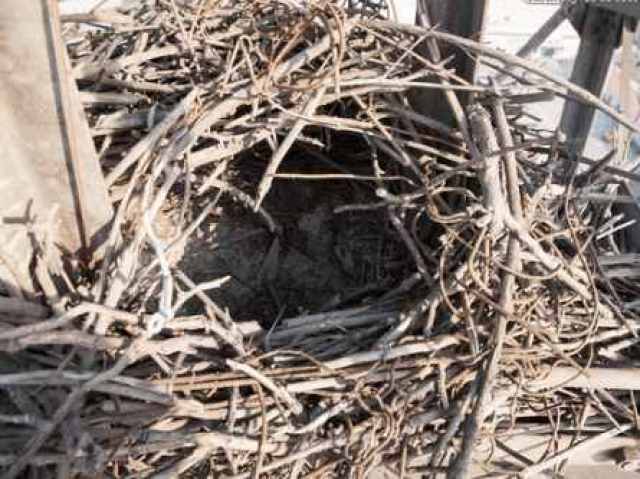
(560, 6), (623, 157)
(412, 0), (488, 127)
(0, 0), (112, 296)
(615, 18), (640, 252)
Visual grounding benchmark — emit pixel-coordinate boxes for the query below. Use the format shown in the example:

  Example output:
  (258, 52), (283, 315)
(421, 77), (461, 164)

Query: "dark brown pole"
(411, 0), (488, 127)
(560, 5), (624, 157)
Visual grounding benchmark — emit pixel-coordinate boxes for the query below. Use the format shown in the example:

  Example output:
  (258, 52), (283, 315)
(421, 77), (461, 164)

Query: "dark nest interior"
(179, 133), (416, 324)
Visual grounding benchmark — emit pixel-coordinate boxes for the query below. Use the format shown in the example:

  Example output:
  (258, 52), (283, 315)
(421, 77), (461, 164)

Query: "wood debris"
(1, 1), (640, 477)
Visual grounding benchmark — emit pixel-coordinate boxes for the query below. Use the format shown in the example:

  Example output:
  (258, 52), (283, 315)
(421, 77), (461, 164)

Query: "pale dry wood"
(467, 103), (507, 235)
(451, 100), (522, 479)
(227, 360), (303, 415)
(74, 46), (181, 80)
(61, 10), (132, 25)
(78, 91), (143, 106)
(255, 86), (327, 209)
(105, 88), (200, 185)
(519, 424), (633, 477)
(325, 335), (459, 370)
(531, 367), (640, 391)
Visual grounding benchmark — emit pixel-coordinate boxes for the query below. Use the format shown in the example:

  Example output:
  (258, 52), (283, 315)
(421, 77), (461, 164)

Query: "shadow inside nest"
(178, 136), (415, 330)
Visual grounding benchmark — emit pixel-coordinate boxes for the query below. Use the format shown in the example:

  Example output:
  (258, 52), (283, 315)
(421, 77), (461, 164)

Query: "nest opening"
(178, 133), (415, 327)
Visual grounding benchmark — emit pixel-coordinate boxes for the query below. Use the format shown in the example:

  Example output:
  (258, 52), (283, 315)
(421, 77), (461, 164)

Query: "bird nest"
(2, 1), (640, 477)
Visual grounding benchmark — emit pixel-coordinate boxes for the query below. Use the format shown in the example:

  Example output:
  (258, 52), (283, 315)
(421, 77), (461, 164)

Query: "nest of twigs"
(2, 1), (640, 477)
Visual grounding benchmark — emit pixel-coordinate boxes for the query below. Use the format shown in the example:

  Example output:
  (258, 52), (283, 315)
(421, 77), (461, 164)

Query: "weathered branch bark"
(468, 104), (507, 236)
(450, 101), (522, 479)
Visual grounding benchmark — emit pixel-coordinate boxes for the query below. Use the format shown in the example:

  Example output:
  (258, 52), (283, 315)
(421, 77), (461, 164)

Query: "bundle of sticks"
(2, 1), (640, 477)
